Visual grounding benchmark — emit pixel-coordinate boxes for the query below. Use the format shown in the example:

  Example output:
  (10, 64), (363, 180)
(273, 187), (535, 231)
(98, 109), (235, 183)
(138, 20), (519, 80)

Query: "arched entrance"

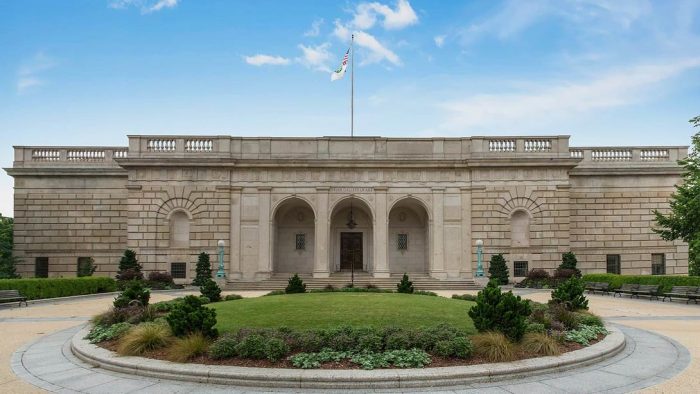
(272, 198), (315, 274)
(388, 198), (429, 274)
(329, 197), (374, 273)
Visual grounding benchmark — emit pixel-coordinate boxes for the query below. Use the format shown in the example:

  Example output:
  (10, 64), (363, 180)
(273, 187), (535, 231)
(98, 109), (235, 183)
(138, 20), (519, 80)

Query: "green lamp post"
(216, 240), (226, 278)
(475, 239), (484, 277)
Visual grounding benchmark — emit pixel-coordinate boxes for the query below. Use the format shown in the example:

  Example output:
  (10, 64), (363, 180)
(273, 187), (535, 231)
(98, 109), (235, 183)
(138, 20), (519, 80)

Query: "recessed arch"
(388, 197), (430, 274)
(168, 210), (191, 248)
(510, 208), (531, 248)
(272, 197), (316, 274)
(270, 195), (317, 222)
(387, 195), (432, 222)
(329, 195), (374, 273)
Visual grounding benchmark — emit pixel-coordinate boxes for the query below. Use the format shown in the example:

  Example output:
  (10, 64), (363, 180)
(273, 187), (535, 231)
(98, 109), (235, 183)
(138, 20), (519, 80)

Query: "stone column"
(460, 187), (472, 278)
(313, 187), (330, 278)
(228, 187), (242, 279)
(373, 187), (390, 278)
(257, 187), (272, 279)
(431, 187), (446, 279)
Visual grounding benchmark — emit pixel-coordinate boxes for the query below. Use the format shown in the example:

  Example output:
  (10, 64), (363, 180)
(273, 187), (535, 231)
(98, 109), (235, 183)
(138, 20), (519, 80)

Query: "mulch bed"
(97, 333), (606, 369)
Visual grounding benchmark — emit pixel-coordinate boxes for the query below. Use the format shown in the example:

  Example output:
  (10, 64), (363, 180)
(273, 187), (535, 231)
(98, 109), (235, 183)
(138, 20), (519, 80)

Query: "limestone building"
(5, 135), (689, 285)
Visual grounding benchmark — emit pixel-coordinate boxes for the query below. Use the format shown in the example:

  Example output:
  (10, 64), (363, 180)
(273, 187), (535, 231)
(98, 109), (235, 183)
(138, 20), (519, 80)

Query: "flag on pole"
(331, 48), (350, 81)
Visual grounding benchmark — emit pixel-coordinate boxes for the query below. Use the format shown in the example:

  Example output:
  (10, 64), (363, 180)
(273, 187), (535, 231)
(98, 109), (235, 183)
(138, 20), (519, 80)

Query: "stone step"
(225, 275), (482, 291)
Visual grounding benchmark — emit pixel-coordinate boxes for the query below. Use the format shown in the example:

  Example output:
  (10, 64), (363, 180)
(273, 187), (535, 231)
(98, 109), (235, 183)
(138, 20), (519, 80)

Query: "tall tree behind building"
(0, 214), (20, 278)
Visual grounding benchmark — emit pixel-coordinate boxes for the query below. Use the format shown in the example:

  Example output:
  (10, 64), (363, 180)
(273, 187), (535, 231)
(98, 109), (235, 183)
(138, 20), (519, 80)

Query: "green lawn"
(210, 292), (476, 333)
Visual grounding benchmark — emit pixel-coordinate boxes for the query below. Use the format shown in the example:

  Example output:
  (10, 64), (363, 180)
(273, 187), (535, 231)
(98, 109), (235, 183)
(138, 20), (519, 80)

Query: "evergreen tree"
(116, 249), (142, 281)
(0, 215), (20, 279)
(396, 273), (414, 293)
(488, 254), (509, 285)
(558, 252), (581, 277)
(193, 252), (212, 286)
(200, 278), (222, 302)
(468, 280), (531, 341)
(285, 273), (306, 294)
(654, 116), (700, 276)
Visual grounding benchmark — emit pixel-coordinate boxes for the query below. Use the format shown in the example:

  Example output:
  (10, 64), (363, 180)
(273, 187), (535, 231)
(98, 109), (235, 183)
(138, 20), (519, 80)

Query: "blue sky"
(1, 0), (700, 217)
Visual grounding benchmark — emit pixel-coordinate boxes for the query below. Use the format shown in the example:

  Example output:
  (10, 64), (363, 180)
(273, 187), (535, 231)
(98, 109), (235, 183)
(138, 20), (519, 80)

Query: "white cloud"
(109, 0), (178, 14)
(16, 52), (57, 94)
(244, 54), (291, 66)
(434, 35), (446, 48)
(351, 0), (418, 30)
(304, 18), (324, 37)
(439, 57), (700, 131)
(296, 43), (333, 72)
(333, 19), (351, 41)
(354, 31), (401, 66)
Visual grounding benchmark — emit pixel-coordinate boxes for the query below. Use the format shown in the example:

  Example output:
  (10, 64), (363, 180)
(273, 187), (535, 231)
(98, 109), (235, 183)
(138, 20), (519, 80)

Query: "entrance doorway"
(340, 232), (363, 271)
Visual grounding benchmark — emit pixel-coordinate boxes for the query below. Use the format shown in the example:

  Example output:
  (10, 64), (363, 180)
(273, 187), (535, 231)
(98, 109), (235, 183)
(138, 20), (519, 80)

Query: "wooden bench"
(663, 286), (700, 304)
(631, 284), (661, 301)
(0, 290), (28, 306)
(613, 283), (639, 298)
(585, 282), (611, 295)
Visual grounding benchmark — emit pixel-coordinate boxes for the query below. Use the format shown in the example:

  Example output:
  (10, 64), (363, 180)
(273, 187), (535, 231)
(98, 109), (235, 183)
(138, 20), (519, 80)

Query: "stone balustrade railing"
(14, 147), (128, 167)
(569, 146), (686, 165)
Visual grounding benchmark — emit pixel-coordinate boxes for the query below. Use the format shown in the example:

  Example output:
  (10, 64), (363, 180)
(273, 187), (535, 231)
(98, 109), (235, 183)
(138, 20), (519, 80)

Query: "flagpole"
(351, 34), (354, 138)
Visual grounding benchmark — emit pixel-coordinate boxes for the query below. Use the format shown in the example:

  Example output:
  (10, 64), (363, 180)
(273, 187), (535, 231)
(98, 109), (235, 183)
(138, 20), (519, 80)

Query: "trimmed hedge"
(0, 277), (116, 300)
(582, 274), (700, 293)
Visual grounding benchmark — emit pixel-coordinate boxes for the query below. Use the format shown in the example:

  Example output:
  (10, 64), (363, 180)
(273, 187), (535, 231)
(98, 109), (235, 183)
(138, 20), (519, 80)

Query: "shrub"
(116, 249), (142, 281)
(166, 295), (218, 338)
(0, 277), (116, 300)
(285, 274), (306, 294)
(199, 296), (211, 304)
(559, 252), (581, 277)
(385, 330), (414, 350)
(116, 268), (143, 285)
(167, 332), (210, 362)
(433, 337), (473, 358)
(264, 290), (285, 296)
(565, 324), (607, 346)
(234, 333), (267, 359)
(554, 268), (578, 280)
(472, 332), (515, 362)
(209, 335), (238, 359)
(77, 257), (97, 277)
(192, 252), (212, 286)
(224, 294), (243, 301)
(85, 322), (132, 343)
(468, 281), (531, 341)
(414, 290), (438, 296)
(488, 254), (509, 285)
(548, 303), (578, 330)
(264, 337), (289, 361)
(150, 298), (184, 313)
(113, 280), (150, 308)
(357, 333), (383, 352)
(117, 321), (172, 356)
(146, 271), (175, 289)
(525, 322), (546, 333)
(581, 273), (700, 293)
(396, 273), (414, 293)
(575, 311), (604, 328)
(452, 294), (478, 301)
(551, 277), (588, 311)
(520, 333), (561, 356)
(200, 278), (222, 302)
(526, 269), (550, 280)
(92, 305), (154, 326)
(293, 331), (325, 352)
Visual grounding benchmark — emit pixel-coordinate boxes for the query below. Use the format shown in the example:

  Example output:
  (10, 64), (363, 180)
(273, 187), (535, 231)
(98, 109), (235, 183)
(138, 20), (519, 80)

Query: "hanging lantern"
(346, 202), (357, 229)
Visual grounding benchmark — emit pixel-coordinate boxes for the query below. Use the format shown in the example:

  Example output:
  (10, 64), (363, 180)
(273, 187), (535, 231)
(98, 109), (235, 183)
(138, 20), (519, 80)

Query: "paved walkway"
(1, 289), (699, 393)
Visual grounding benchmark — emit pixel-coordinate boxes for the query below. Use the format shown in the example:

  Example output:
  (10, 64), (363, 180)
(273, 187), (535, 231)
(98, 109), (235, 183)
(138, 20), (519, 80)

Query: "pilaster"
(373, 187), (390, 278)
(257, 187), (272, 279)
(229, 187), (242, 279)
(460, 187), (472, 277)
(313, 187), (330, 278)
(431, 187), (446, 278)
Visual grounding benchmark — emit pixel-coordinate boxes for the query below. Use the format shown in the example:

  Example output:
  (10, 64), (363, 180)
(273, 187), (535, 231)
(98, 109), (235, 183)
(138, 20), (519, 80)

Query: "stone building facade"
(5, 135), (689, 283)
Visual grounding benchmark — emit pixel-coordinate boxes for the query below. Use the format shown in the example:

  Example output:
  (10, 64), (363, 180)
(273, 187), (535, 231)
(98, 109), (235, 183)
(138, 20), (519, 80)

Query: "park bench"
(585, 282), (611, 295)
(662, 286), (700, 304)
(631, 284), (661, 301)
(0, 290), (28, 306)
(613, 283), (639, 298)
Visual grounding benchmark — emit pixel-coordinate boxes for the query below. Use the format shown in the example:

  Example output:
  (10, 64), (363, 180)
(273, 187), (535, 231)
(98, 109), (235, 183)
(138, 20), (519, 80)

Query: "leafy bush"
(166, 295), (218, 338)
(85, 322), (132, 343)
(0, 277), (116, 300)
(559, 252), (582, 277)
(488, 254), (509, 285)
(414, 290), (437, 296)
(77, 257), (97, 277)
(551, 277), (588, 311)
(293, 331), (325, 352)
(520, 333), (561, 356)
(290, 349), (431, 370)
(434, 337), (473, 358)
(200, 278), (222, 302)
(565, 325), (608, 346)
(113, 280), (150, 308)
(468, 281), (531, 341)
(150, 298), (185, 313)
(526, 269), (550, 280)
(167, 333), (210, 362)
(290, 349), (351, 369)
(116, 250), (142, 282)
(357, 332), (383, 352)
(396, 273), (414, 293)
(224, 294), (243, 301)
(548, 303), (579, 330)
(192, 252), (212, 286)
(264, 337), (289, 361)
(452, 293), (478, 301)
(554, 268), (578, 280)
(234, 333), (267, 359)
(199, 295), (211, 304)
(116, 268), (143, 285)
(472, 332), (515, 362)
(209, 335), (238, 359)
(285, 274), (306, 294)
(575, 312), (604, 328)
(93, 305), (156, 326)
(146, 271), (176, 289)
(581, 274), (700, 293)
(526, 322), (546, 333)
(117, 321), (172, 356)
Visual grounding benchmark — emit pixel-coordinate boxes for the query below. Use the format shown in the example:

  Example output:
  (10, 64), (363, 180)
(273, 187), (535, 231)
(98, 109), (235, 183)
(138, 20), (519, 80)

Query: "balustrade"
(31, 150), (60, 161)
(185, 139), (213, 152)
(147, 139), (176, 152)
(488, 139), (516, 152)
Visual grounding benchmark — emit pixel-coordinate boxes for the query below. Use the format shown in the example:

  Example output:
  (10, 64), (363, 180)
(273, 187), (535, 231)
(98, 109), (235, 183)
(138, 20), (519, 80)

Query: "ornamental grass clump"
(117, 321), (173, 356)
(471, 332), (515, 362)
(468, 280), (531, 341)
(519, 333), (561, 357)
(166, 332), (210, 362)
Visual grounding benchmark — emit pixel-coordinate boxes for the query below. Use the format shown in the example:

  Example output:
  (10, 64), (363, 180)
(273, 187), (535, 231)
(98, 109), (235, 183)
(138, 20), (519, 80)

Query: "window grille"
(514, 261), (528, 277)
(652, 254), (666, 275)
(295, 233), (306, 250)
(397, 233), (408, 250)
(171, 262), (187, 279)
(35, 257), (49, 278)
(606, 255), (621, 274)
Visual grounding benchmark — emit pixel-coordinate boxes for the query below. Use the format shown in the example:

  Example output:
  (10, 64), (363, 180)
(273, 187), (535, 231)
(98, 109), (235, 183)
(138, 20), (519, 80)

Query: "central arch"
(329, 196), (374, 273)
(272, 197), (315, 274)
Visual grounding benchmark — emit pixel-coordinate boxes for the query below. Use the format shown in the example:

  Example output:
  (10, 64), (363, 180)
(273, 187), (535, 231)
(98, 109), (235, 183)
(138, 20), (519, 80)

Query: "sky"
(1, 0), (700, 217)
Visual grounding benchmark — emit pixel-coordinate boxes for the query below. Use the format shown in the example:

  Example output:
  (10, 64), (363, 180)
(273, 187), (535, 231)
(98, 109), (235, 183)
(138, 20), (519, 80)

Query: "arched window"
(170, 211), (190, 248)
(511, 210), (530, 247)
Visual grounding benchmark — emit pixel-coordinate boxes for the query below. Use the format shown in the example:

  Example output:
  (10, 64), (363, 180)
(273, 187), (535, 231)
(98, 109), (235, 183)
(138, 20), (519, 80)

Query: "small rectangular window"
(652, 253), (666, 275)
(35, 257), (49, 278)
(295, 233), (306, 250)
(397, 233), (408, 250)
(171, 262), (187, 279)
(514, 261), (528, 277)
(606, 255), (621, 274)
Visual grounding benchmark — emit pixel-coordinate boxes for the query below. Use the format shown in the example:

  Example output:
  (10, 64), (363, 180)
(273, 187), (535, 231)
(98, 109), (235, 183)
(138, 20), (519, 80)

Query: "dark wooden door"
(340, 232), (363, 270)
